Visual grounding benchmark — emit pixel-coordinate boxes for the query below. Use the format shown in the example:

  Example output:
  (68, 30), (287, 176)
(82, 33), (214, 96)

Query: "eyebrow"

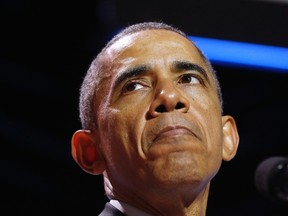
(113, 60), (210, 88)
(114, 64), (151, 87)
(172, 60), (210, 83)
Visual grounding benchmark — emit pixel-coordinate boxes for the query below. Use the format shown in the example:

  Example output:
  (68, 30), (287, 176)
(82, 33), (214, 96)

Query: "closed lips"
(153, 126), (194, 143)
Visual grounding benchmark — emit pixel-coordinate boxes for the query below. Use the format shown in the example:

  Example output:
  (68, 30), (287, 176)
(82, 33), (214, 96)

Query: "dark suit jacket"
(99, 202), (127, 216)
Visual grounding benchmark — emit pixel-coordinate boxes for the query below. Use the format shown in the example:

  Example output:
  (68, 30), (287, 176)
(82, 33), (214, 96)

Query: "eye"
(123, 82), (145, 93)
(178, 74), (201, 84)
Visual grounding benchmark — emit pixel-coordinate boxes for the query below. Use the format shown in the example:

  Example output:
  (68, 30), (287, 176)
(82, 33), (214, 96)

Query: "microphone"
(254, 156), (288, 205)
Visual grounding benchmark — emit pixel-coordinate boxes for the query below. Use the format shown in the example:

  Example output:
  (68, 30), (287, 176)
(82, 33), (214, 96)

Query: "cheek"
(110, 93), (150, 138)
(188, 89), (223, 161)
(99, 107), (150, 187)
(101, 105), (147, 162)
(204, 113), (224, 172)
(191, 89), (221, 113)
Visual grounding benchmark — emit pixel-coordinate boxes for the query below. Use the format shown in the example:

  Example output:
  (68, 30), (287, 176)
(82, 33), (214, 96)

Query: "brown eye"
(123, 82), (144, 93)
(179, 74), (201, 84)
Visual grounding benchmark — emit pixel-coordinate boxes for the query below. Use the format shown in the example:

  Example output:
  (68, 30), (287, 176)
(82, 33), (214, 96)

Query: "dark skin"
(72, 29), (239, 216)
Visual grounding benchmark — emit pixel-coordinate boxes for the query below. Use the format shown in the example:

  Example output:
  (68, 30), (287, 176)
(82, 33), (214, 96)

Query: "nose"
(149, 81), (190, 117)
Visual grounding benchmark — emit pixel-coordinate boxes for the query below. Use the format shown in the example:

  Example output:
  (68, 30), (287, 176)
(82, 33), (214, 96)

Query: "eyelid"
(178, 72), (206, 86)
(122, 78), (149, 94)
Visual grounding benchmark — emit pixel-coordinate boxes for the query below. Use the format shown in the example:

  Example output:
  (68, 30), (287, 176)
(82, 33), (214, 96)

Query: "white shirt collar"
(109, 199), (153, 216)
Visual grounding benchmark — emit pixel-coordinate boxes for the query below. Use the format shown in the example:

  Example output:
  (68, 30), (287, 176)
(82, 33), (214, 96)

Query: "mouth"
(143, 114), (202, 152)
(152, 125), (197, 144)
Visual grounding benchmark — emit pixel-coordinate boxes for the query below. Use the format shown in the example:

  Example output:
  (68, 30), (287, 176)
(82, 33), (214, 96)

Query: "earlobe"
(221, 115), (239, 161)
(71, 129), (106, 175)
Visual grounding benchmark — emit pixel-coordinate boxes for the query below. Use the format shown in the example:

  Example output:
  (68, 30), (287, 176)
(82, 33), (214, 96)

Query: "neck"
(111, 183), (211, 216)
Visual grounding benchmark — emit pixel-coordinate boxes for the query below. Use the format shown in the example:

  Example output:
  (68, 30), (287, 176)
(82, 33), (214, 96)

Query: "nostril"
(155, 102), (186, 113)
(155, 104), (167, 113)
(175, 102), (185, 110)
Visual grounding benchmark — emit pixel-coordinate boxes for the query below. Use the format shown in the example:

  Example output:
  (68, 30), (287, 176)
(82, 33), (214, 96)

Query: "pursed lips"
(144, 114), (202, 150)
(153, 125), (197, 143)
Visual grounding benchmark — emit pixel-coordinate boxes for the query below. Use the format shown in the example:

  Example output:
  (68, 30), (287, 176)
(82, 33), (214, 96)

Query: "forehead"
(96, 29), (211, 89)
(106, 29), (203, 62)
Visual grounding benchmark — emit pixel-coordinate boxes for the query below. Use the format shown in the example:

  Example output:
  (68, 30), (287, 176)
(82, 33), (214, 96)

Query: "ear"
(221, 115), (239, 161)
(71, 129), (106, 175)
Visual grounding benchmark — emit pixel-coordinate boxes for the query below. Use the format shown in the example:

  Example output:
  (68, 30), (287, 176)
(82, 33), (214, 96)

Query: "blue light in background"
(189, 36), (288, 73)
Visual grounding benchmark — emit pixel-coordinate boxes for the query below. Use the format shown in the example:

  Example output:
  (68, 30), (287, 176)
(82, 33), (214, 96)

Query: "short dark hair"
(78, 22), (223, 129)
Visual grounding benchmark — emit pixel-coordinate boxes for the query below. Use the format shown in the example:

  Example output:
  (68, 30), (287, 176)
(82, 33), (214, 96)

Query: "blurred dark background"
(1, 0), (288, 215)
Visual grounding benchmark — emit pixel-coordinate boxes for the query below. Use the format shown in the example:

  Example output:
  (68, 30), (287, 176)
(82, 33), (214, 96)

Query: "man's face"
(96, 30), (224, 197)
